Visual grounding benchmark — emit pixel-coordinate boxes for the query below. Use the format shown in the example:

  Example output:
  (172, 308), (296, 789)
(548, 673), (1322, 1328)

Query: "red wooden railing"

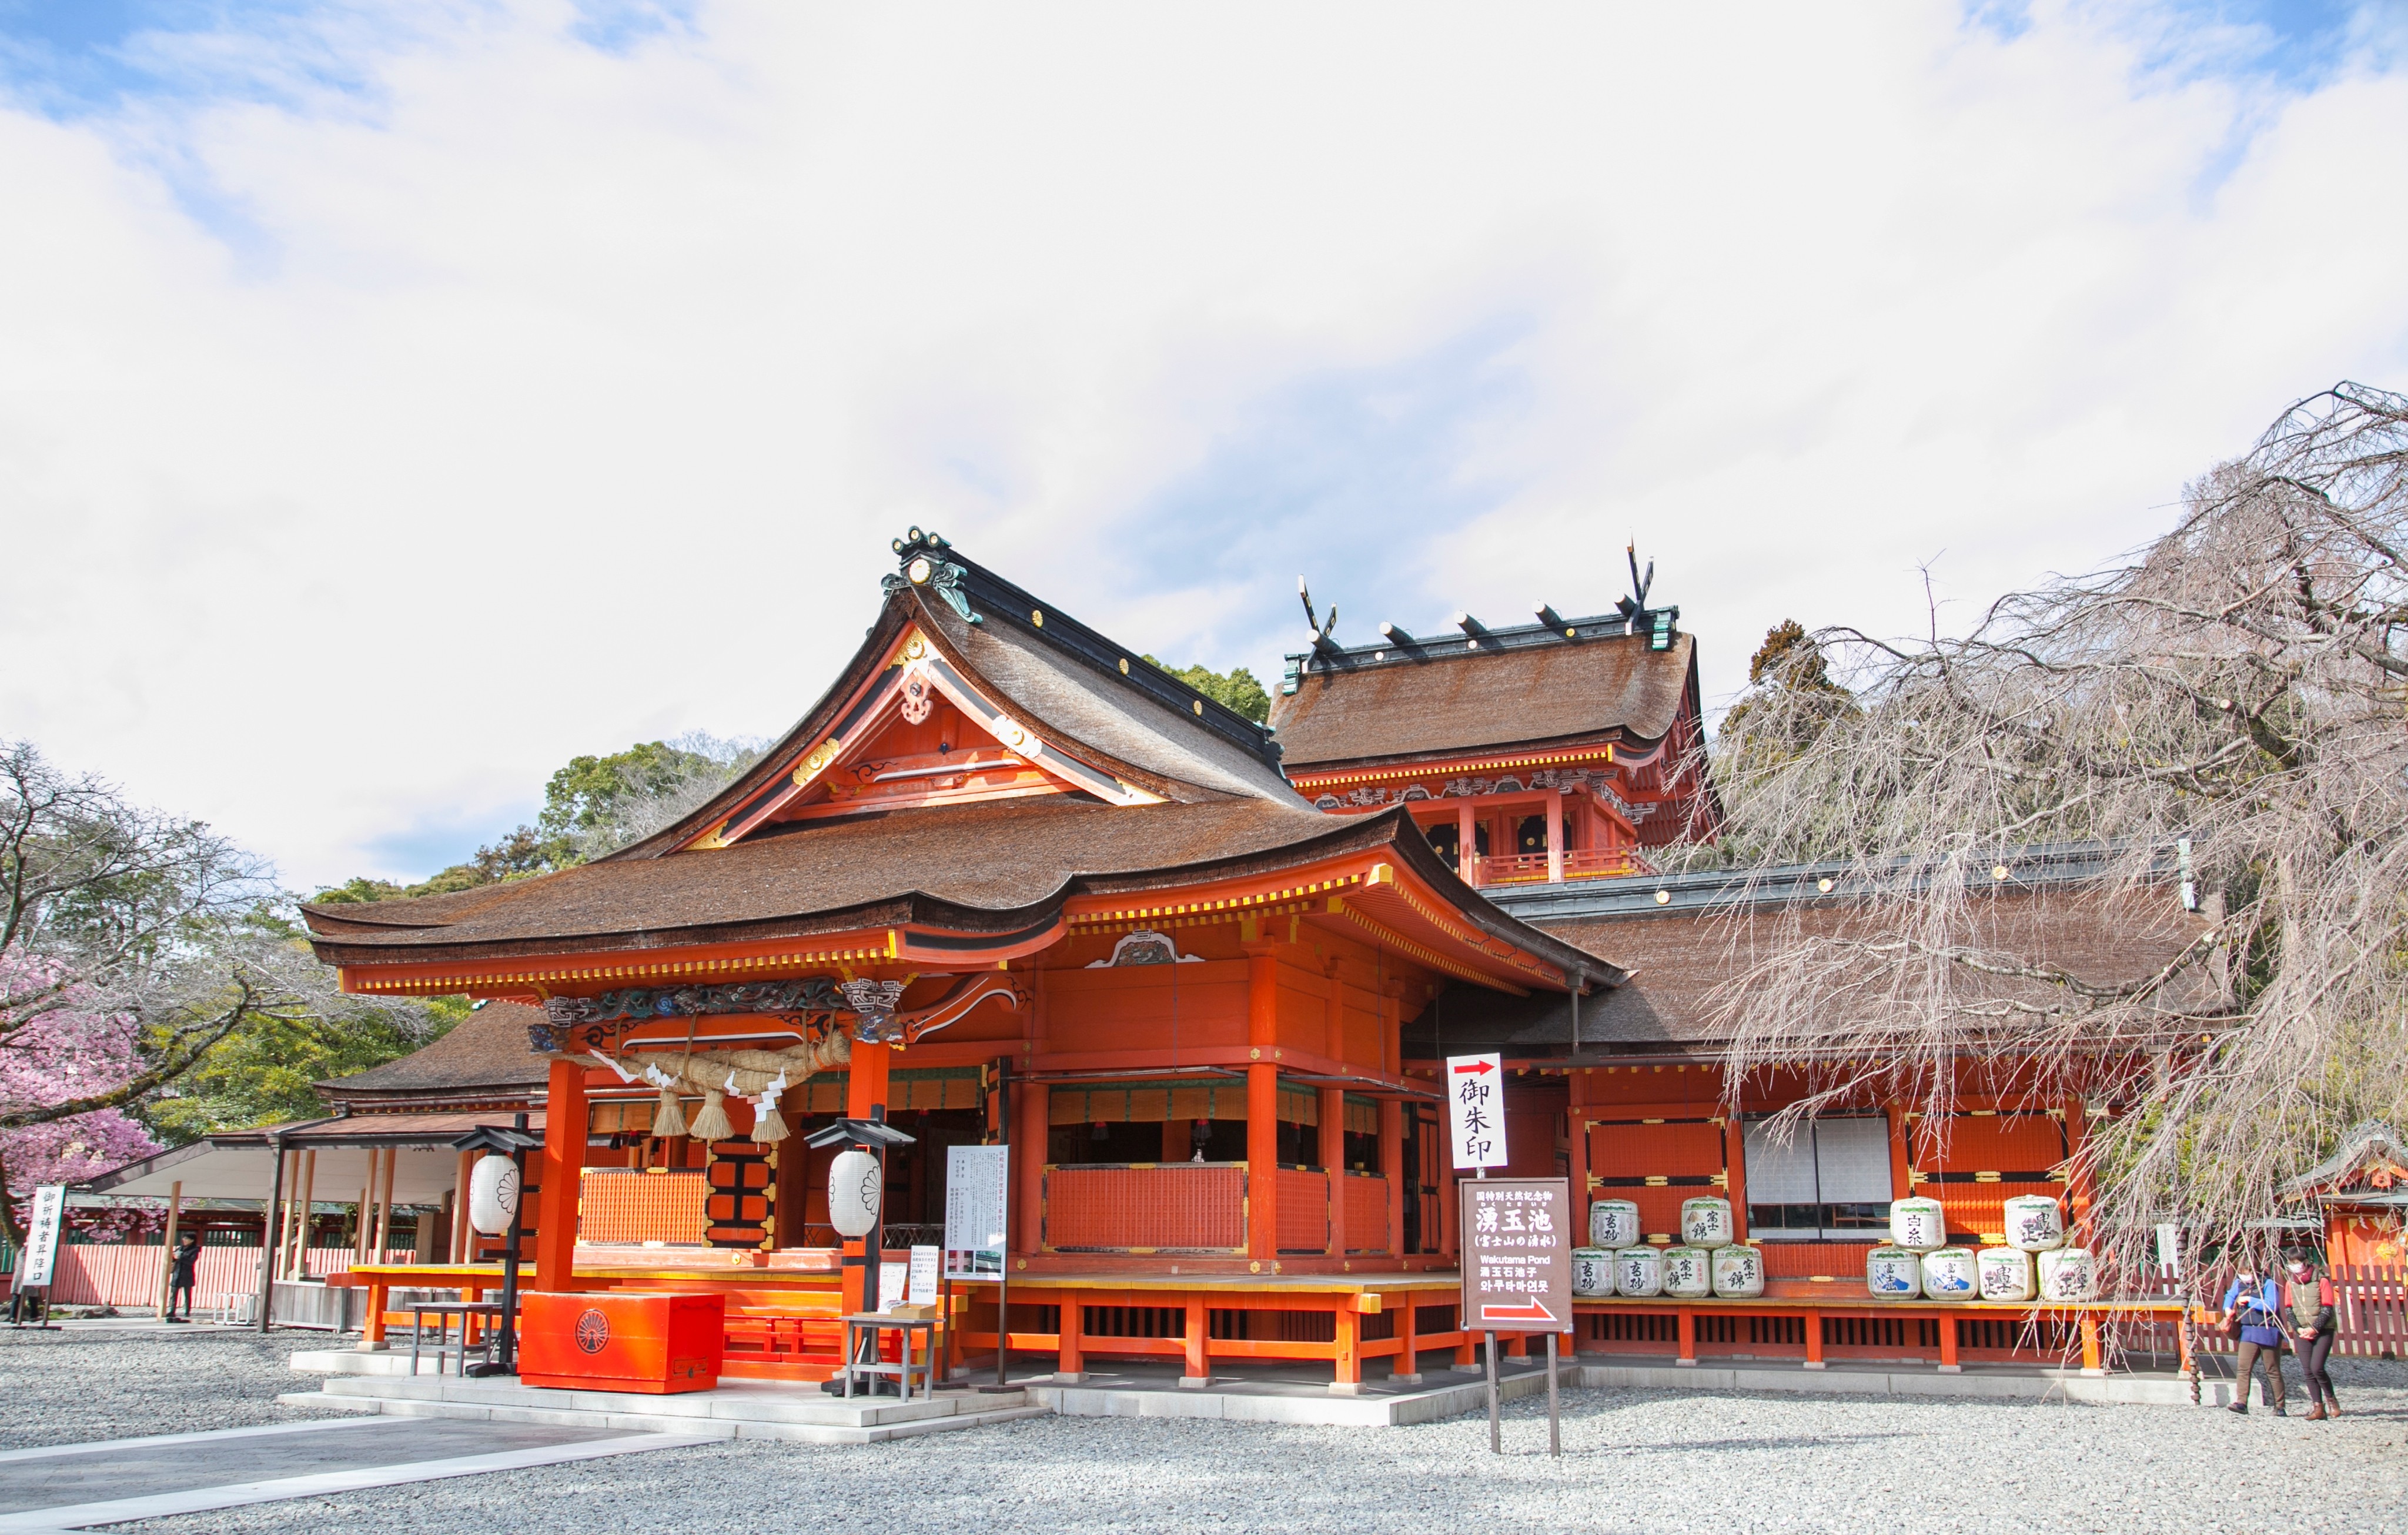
(1469, 848), (1656, 887)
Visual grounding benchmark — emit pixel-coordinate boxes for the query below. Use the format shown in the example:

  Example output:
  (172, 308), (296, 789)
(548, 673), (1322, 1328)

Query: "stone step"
(276, 1392), (1050, 1444)
(311, 1375), (1027, 1428)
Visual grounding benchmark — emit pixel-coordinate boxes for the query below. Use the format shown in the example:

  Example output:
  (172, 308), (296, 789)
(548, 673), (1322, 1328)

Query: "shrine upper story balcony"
(1464, 846), (1658, 888)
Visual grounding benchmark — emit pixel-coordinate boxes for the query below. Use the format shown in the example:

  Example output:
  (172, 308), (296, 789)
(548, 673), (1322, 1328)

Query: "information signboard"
(908, 1245), (940, 1306)
(16, 1185), (65, 1289)
(1445, 1053), (1508, 1170)
(1459, 1176), (1573, 1333)
(943, 1145), (1010, 1279)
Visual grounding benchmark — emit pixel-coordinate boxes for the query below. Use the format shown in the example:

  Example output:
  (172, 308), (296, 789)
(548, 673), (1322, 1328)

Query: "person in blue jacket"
(2222, 1263), (2287, 1415)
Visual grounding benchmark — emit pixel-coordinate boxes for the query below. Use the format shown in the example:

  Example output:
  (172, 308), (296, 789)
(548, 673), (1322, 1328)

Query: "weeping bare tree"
(1698, 382), (2408, 1279)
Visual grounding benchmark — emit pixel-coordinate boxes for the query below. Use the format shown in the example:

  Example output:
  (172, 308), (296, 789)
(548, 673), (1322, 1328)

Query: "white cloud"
(2, 0), (2404, 888)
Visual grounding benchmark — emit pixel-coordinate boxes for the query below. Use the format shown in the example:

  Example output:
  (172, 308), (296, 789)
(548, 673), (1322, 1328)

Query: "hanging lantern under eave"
(468, 1153), (520, 1236)
(827, 1148), (882, 1239)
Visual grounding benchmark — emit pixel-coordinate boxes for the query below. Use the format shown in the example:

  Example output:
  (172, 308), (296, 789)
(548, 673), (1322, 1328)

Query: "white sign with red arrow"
(1445, 1052), (1508, 1170)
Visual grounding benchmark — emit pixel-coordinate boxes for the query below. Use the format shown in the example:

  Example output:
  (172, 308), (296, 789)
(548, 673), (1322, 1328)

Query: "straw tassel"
(650, 1085), (687, 1139)
(687, 1086), (734, 1143)
(750, 1071), (790, 1145)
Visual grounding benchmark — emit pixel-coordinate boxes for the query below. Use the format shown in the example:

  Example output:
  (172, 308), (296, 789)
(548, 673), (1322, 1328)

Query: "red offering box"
(519, 1291), (726, 1393)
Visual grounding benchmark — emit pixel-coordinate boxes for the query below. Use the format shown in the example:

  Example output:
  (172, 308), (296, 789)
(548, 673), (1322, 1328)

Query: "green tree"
(1144, 658), (1271, 723)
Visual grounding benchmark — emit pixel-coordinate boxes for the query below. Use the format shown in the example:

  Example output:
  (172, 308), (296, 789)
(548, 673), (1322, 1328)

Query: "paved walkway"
(0, 1417), (713, 1533)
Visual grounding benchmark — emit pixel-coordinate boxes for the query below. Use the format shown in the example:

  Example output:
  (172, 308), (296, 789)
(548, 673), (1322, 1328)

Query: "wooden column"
(1570, 1071), (1591, 1242)
(450, 1150), (476, 1263)
(1885, 1102), (1912, 1200)
(1379, 1097), (1406, 1259)
(1182, 1291), (1209, 1386)
(534, 1057), (588, 1290)
(1014, 1081), (1046, 1258)
(1319, 1086), (1346, 1256)
(1723, 1109), (1749, 1243)
(289, 1151), (317, 1279)
(2062, 1099), (2096, 1244)
(1456, 802), (1476, 883)
(1245, 947), (1280, 1264)
(841, 1039), (893, 1317)
(1546, 788), (1564, 883)
(155, 1180), (183, 1317)
(374, 1146), (397, 1259)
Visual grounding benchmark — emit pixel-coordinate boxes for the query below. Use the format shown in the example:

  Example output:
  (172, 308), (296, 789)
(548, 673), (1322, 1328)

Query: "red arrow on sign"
(1480, 1299), (1559, 1323)
(1453, 1060), (1496, 1075)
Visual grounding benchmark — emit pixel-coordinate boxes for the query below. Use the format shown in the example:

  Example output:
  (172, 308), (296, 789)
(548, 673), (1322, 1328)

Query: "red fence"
(2178, 1266), (2404, 1360)
(10, 1246), (417, 1309)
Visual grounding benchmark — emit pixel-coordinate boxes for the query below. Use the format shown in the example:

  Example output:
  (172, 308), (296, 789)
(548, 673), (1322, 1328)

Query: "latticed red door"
(1587, 1117), (1727, 1240)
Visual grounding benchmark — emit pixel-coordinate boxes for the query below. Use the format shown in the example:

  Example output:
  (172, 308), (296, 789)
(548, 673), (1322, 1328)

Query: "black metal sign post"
(1458, 1176), (1573, 1457)
(452, 1116), (543, 1379)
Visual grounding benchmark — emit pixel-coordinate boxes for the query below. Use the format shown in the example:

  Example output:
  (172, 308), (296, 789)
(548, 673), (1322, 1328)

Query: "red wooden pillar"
(1677, 1307), (1697, 1365)
(1396, 1290), (1420, 1384)
(1804, 1309), (1825, 1369)
(1723, 1104), (1750, 1244)
(1379, 1097), (1406, 1259)
(1182, 1291), (1209, 1387)
(1013, 1081), (1046, 1259)
(1319, 1086), (1346, 1257)
(1246, 948), (1280, 1265)
(1456, 802), (1476, 883)
(840, 1039), (892, 1317)
(534, 1058), (587, 1290)
(1545, 788), (1564, 883)
(1570, 1070), (1591, 1242)
(1058, 1288), (1085, 1382)
(2063, 1099), (2096, 1244)
(1333, 1303), (1362, 1393)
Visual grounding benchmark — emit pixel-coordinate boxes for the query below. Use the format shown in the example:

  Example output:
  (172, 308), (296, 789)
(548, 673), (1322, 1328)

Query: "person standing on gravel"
(2222, 1263), (2288, 1416)
(2285, 1255), (2342, 1420)
(165, 1232), (201, 1323)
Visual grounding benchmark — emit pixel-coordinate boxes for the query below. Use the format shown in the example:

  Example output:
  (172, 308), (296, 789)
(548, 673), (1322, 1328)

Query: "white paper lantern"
(827, 1148), (882, 1239)
(467, 1154), (519, 1237)
(1571, 1248), (1615, 1297)
(1889, 1196), (1948, 1251)
(1977, 1247), (2035, 1302)
(1680, 1197), (1734, 1249)
(2038, 1246), (2098, 1302)
(2002, 1195), (2066, 1253)
(1920, 1246), (1978, 1301)
(1711, 1245), (1765, 1298)
(1589, 1199), (1641, 1251)
(1662, 1246), (1714, 1298)
(1614, 1246), (1664, 1298)
(1867, 1246), (1922, 1299)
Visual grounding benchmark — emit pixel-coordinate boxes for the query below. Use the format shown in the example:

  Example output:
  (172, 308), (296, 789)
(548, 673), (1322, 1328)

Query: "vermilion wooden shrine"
(283, 535), (2208, 1390)
(303, 530), (1619, 1389)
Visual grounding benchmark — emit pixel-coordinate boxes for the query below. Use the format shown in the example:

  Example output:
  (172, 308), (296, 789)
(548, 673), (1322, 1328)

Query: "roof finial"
(1297, 576), (1339, 663)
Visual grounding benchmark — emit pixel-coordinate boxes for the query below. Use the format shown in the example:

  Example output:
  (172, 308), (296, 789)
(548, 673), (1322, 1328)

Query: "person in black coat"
(2285, 1255), (2342, 1420)
(165, 1231), (202, 1322)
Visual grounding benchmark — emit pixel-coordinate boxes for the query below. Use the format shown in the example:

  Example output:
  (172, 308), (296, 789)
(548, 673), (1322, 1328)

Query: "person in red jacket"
(2285, 1255), (2342, 1420)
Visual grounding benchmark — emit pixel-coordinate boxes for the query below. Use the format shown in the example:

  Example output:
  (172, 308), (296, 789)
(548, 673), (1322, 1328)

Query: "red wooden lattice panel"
(1913, 1112), (2067, 1242)
(1044, 1164), (1245, 1252)
(1277, 1168), (1330, 1253)
(1342, 1173), (1391, 1253)
(578, 1169), (709, 1246)
(1588, 1118), (1726, 1238)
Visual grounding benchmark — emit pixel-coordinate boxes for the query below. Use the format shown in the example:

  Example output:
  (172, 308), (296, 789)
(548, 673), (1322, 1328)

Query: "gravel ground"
(0, 1326), (343, 1450)
(9, 1329), (2403, 1533)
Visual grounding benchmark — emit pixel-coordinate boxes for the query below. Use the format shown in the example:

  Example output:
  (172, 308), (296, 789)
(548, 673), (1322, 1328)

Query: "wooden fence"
(9, 1246), (414, 1310)
(2182, 1265), (2404, 1359)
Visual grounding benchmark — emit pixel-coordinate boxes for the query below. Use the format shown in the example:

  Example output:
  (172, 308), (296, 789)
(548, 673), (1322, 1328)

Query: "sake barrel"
(1920, 1246), (1978, 1301)
(1977, 1246), (2035, 1302)
(1662, 1246), (1714, 1299)
(1572, 1247), (1616, 1297)
(1889, 1196), (1948, 1251)
(2038, 1246), (2098, 1302)
(1613, 1246), (1664, 1298)
(1866, 1245), (1922, 1299)
(2002, 1194), (2066, 1253)
(1711, 1243), (1765, 1298)
(1680, 1196), (1735, 1249)
(1590, 1199), (1642, 1251)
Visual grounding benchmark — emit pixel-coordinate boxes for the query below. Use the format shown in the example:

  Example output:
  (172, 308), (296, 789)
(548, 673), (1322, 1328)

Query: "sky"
(2, 1), (2404, 892)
